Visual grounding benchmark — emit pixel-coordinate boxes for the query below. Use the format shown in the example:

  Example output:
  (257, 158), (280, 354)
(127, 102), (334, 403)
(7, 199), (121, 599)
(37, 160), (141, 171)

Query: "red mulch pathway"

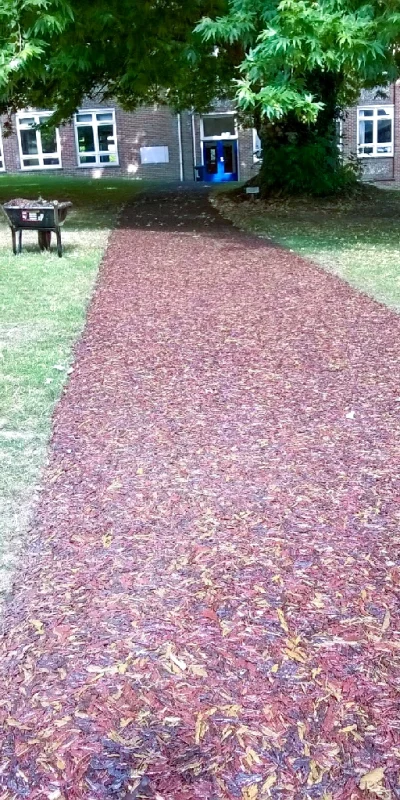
(0, 189), (399, 800)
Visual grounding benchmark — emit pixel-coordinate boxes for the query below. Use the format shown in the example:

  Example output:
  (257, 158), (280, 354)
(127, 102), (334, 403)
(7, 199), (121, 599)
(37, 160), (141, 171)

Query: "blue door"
(203, 140), (238, 182)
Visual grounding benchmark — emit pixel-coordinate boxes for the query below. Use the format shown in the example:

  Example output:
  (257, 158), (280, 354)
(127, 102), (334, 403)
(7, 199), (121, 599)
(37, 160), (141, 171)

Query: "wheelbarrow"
(1, 198), (73, 257)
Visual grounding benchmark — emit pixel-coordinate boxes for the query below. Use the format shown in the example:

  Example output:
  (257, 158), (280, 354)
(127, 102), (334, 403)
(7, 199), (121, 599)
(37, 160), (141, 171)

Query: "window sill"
(77, 162), (120, 168)
(358, 153), (394, 159)
(19, 165), (63, 170)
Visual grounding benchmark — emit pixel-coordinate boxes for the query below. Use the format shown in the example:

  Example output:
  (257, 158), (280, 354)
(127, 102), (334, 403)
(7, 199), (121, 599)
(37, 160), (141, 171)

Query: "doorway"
(203, 140), (238, 182)
(200, 114), (239, 182)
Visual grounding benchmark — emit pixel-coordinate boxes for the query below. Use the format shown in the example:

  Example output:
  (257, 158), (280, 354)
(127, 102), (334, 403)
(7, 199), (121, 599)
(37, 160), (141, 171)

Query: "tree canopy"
(1, 0), (400, 194)
(0, 0), (229, 120)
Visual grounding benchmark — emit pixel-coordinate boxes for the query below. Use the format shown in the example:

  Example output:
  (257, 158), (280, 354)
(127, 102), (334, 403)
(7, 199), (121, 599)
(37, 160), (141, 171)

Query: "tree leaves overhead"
(0, 0), (229, 119)
(196, 0), (400, 124)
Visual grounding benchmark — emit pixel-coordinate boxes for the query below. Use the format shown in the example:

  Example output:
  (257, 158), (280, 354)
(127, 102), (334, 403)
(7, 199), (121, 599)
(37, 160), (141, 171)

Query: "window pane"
(20, 129), (38, 155)
(0, 159), (3, 169)
(359, 109), (373, 118)
(203, 115), (236, 137)
(77, 125), (95, 152)
(378, 109), (390, 116)
(76, 113), (93, 123)
(43, 157), (60, 166)
(204, 143), (218, 174)
(98, 124), (114, 151)
(96, 112), (113, 121)
(359, 120), (373, 145)
(99, 154), (117, 163)
(223, 143), (235, 173)
(23, 158), (40, 166)
(377, 118), (392, 143)
(19, 117), (36, 127)
(41, 128), (58, 154)
(79, 154), (96, 163)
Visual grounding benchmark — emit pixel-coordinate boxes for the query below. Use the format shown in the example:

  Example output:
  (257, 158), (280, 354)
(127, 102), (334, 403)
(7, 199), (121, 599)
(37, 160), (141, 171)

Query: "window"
(201, 114), (237, 139)
(17, 113), (61, 169)
(74, 109), (118, 166)
(358, 106), (393, 157)
(253, 129), (262, 163)
(0, 127), (4, 171)
(140, 146), (169, 164)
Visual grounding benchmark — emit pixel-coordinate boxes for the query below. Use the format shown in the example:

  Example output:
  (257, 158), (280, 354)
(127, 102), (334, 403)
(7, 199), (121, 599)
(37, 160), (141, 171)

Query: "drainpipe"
(191, 110), (197, 177)
(177, 112), (184, 182)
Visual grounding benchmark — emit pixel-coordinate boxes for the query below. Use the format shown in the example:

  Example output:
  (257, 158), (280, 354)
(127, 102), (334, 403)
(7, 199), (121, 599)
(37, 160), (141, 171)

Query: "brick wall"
(0, 102), (188, 182)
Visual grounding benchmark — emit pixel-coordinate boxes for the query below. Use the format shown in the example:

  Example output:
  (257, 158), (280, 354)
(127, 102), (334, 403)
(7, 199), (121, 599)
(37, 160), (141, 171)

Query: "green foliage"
(196, 0), (400, 195)
(0, 0), (230, 121)
(259, 134), (360, 196)
(197, 0), (400, 124)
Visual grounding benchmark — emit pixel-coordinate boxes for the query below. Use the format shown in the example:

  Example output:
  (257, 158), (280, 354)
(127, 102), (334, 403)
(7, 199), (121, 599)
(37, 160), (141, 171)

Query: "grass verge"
(0, 174), (143, 600)
(214, 185), (400, 313)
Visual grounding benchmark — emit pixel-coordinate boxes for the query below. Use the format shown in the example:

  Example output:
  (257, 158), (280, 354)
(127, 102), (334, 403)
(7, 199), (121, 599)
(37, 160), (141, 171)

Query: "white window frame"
(74, 109), (119, 167)
(16, 112), (62, 170)
(0, 126), (5, 172)
(253, 129), (262, 163)
(357, 105), (394, 158)
(200, 112), (238, 141)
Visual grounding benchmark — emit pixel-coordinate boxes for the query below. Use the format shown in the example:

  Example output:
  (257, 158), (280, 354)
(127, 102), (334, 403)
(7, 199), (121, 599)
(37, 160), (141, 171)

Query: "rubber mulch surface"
(0, 189), (399, 800)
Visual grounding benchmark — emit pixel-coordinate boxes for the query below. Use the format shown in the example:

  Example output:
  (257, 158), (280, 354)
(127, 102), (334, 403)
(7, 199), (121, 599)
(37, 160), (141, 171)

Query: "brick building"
(0, 100), (258, 184)
(0, 85), (398, 184)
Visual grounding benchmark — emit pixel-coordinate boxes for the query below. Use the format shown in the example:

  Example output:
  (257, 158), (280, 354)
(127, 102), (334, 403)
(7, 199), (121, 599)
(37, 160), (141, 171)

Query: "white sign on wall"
(140, 146), (170, 164)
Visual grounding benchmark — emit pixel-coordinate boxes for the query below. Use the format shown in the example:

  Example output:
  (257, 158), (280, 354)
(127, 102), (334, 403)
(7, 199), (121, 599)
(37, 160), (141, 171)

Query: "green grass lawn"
(0, 174), (143, 601)
(215, 186), (400, 313)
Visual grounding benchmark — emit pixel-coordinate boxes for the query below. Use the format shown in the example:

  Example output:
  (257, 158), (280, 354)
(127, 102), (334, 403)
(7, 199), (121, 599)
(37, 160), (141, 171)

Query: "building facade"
(0, 85), (399, 184)
(0, 100), (258, 184)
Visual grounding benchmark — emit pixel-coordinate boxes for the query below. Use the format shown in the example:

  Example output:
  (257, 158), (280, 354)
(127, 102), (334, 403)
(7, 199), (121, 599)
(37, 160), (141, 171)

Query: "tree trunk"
(255, 71), (349, 197)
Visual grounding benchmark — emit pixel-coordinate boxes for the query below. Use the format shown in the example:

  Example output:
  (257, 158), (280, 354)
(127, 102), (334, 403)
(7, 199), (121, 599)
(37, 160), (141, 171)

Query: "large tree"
(196, 0), (400, 194)
(1, 0), (400, 194)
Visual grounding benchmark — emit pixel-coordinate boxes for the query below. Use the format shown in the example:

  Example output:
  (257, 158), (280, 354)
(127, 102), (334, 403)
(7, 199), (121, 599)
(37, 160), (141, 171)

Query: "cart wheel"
(38, 231), (52, 251)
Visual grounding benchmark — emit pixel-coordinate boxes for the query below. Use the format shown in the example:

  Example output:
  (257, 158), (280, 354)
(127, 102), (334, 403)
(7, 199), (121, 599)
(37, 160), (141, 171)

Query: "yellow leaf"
(270, 663), (279, 674)
(7, 717), (29, 730)
(382, 609), (391, 633)
(261, 774), (276, 794)
(107, 479), (122, 491)
(195, 713), (208, 744)
(284, 647), (307, 663)
(244, 747), (262, 767)
(189, 664), (208, 677)
(297, 722), (306, 741)
(277, 609), (289, 633)
(361, 589), (367, 600)
(339, 724), (358, 735)
(222, 704), (241, 717)
(221, 725), (233, 741)
(311, 667), (322, 679)
(242, 784), (258, 800)
(311, 593), (325, 609)
(30, 619), (44, 635)
(102, 533), (112, 548)
(137, 467), (144, 475)
(56, 757), (66, 771)
(359, 767), (385, 791)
